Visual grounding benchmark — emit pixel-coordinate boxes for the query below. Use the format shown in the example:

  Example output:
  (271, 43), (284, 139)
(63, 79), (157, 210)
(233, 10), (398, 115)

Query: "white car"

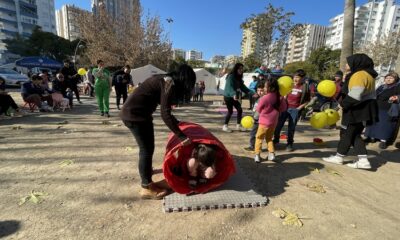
(0, 68), (30, 86)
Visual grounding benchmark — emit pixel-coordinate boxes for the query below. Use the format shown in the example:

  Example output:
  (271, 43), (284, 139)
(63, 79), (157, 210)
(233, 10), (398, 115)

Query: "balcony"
(0, 7), (16, 15)
(19, 0), (37, 11)
(1, 29), (18, 37)
(0, 17), (17, 25)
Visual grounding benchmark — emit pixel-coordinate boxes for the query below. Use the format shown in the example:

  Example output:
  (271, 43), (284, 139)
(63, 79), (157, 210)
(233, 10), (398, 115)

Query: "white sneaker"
(322, 155), (344, 165)
(222, 124), (232, 133)
(236, 124), (246, 132)
(346, 158), (371, 169)
(267, 152), (276, 161)
(254, 154), (261, 163)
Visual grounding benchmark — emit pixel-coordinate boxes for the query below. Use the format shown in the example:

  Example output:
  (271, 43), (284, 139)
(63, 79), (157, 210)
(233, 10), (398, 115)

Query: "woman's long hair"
(167, 64), (196, 102)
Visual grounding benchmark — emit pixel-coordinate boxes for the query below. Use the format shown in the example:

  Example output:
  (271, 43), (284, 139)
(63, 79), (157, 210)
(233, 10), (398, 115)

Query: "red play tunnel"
(163, 122), (236, 194)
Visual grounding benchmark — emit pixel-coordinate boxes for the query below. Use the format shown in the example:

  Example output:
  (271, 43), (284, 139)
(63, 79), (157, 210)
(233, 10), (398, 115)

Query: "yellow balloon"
(78, 68), (87, 76)
(310, 112), (328, 129)
(317, 80), (336, 97)
(241, 116), (254, 129)
(324, 109), (340, 125)
(278, 76), (293, 96)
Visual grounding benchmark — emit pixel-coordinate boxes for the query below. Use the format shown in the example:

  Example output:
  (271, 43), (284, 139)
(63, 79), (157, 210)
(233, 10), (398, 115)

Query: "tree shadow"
(0, 220), (21, 238)
(234, 155), (325, 197)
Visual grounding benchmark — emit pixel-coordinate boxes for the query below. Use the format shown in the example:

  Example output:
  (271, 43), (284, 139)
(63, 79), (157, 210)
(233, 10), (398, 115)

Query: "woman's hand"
(389, 96), (399, 102)
(181, 138), (192, 146)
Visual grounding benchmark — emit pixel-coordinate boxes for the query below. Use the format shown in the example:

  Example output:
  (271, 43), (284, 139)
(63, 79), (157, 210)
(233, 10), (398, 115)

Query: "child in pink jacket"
(254, 79), (287, 163)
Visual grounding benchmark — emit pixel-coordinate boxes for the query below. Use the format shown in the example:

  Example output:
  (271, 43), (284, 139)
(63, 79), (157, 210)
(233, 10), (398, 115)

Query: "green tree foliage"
(242, 53), (262, 72)
(4, 26), (77, 61)
(308, 47), (341, 79)
(187, 60), (206, 68)
(284, 47), (341, 80)
(241, 4), (299, 64)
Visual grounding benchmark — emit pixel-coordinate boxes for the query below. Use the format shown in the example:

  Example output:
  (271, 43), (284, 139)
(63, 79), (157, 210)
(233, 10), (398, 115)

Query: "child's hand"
(181, 138), (192, 146)
(204, 167), (217, 179)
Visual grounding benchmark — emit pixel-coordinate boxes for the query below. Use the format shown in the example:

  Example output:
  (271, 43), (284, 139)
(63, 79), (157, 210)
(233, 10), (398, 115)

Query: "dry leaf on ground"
(12, 126), (23, 130)
(19, 190), (48, 205)
(309, 167), (320, 173)
(125, 147), (134, 151)
(326, 168), (343, 177)
(102, 120), (111, 125)
(306, 183), (326, 193)
(272, 208), (304, 227)
(59, 160), (74, 167)
(58, 120), (69, 125)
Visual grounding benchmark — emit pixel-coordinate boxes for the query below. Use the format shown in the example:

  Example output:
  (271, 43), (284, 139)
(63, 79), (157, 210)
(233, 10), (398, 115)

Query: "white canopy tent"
(216, 72), (258, 94)
(130, 64), (166, 85)
(194, 68), (217, 94)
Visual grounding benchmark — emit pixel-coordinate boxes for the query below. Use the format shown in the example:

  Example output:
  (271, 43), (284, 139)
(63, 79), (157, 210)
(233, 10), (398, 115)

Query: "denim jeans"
(123, 120), (154, 187)
(249, 120), (259, 148)
(273, 108), (300, 145)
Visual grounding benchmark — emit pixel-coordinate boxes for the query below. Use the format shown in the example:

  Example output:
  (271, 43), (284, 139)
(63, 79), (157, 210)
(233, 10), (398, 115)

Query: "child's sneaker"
(254, 154), (261, 163)
(222, 124), (232, 133)
(267, 152), (276, 161)
(243, 146), (254, 152)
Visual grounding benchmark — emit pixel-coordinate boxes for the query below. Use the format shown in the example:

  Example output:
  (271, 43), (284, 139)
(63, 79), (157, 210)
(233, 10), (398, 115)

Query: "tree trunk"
(340, 0), (355, 71)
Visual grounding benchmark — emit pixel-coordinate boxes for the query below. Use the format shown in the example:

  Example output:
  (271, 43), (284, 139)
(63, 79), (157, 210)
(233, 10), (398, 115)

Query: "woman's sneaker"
(222, 124), (232, 133)
(254, 154), (261, 163)
(236, 124), (246, 132)
(346, 157), (371, 169)
(322, 155), (344, 165)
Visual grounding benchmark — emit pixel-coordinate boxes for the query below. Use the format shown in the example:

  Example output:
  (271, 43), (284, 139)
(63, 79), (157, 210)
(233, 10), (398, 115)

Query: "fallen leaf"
(309, 167), (320, 173)
(59, 160), (74, 167)
(125, 147), (134, 151)
(282, 212), (303, 227)
(102, 120), (111, 125)
(272, 208), (287, 218)
(12, 126), (23, 130)
(326, 168), (343, 177)
(56, 126), (63, 129)
(112, 124), (122, 127)
(19, 190), (48, 205)
(58, 120), (69, 125)
(306, 183), (326, 193)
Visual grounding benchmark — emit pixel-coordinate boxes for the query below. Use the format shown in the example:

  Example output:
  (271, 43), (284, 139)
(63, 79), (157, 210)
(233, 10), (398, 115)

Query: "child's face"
(257, 87), (264, 96)
(293, 76), (302, 85)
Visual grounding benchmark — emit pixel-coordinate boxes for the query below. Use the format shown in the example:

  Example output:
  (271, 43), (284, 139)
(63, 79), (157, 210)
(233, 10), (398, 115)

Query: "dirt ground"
(1, 92), (399, 240)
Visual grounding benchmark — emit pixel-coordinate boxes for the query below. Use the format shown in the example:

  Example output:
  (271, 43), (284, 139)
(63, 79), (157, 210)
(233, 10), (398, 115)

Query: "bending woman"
(120, 64), (196, 199)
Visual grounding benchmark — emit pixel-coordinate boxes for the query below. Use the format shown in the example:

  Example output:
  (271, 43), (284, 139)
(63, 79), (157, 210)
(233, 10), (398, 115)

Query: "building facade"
(268, 41), (288, 68)
(91, 0), (134, 20)
(36, 0), (56, 34)
(286, 24), (328, 64)
(172, 48), (185, 60)
(210, 55), (225, 64)
(185, 50), (202, 61)
(326, 0), (400, 50)
(0, 0), (56, 64)
(56, 5), (87, 41)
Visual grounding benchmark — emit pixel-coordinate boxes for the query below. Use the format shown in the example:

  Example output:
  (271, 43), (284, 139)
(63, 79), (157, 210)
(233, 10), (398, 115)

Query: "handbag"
(387, 102), (400, 118)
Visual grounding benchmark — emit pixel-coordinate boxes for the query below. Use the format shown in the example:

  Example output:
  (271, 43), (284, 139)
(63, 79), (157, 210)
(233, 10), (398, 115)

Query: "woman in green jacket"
(92, 59), (112, 117)
(222, 63), (253, 132)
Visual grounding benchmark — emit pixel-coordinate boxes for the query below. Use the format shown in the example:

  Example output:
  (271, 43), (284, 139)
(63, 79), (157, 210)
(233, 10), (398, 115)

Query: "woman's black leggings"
(123, 120), (154, 188)
(337, 122), (367, 156)
(224, 96), (242, 125)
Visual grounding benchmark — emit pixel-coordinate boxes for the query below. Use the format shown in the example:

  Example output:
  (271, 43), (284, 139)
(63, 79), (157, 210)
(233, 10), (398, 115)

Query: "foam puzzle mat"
(163, 161), (268, 213)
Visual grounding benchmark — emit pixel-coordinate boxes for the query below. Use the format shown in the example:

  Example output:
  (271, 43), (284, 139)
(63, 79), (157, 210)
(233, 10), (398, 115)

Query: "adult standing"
(120, 64), (196, 199)
(92, 60), (112, 117)
(113, 65), (132, 110)
(322, 53), (378, 169)
(364, 72), (400, 149)
(222, 63), (253, 132)
(60, 61), (82, 104)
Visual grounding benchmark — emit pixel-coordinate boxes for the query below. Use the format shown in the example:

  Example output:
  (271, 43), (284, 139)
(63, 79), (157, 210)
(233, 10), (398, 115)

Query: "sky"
(55, 0), (372, 60)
